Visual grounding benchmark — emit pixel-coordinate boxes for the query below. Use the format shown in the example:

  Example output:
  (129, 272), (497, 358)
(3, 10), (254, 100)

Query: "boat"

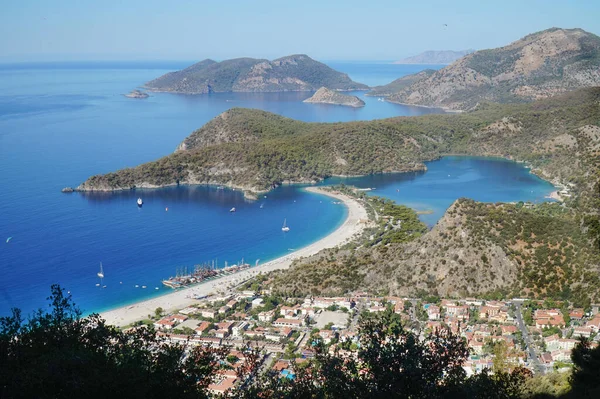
(230, 207), (236, 212)
(142, 285), (147, 289)
(282, 218), (290, 232)
(97, 262), (104, 286)
(137, 198), (143, 207)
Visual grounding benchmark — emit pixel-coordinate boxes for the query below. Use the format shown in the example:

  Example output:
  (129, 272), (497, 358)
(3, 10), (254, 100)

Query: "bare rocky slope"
(385, 28), (600, 110)
(144, 55), (368, 94)
(303, 87), (365, 107)
(367, 69), (436, 97)
(394, 49), (474, 65)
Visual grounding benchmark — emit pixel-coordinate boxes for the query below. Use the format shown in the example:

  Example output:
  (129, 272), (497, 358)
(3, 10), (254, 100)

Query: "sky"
(0, 0), (599, 62)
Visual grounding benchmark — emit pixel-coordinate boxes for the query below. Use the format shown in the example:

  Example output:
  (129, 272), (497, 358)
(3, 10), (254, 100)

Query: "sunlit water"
(0, 61), (553, 315)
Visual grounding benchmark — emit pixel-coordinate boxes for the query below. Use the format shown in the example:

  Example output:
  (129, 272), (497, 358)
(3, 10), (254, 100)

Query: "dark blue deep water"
(0, 61), (554, 315)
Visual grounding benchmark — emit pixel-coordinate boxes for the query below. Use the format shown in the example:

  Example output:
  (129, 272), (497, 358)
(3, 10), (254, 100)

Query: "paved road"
(512, 302), (544, 374)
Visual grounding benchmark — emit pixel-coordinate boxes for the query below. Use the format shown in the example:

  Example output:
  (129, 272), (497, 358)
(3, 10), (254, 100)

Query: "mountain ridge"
(393, 49), (475, 65)
(385, 28), (600, 110)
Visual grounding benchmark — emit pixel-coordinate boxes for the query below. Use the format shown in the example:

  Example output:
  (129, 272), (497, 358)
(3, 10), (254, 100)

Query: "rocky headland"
(303, 87), (365, 107)
(124, 90), (149, 99)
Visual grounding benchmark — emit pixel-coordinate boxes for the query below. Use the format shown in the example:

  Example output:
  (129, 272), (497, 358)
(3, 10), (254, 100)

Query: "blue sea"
(0, 61), (555, 316)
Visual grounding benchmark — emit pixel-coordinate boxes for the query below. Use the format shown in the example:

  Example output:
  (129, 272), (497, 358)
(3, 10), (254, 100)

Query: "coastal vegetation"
(144, 54), (368, 94)
(4, 286), (600, 398)
(78, 87), (600, 206)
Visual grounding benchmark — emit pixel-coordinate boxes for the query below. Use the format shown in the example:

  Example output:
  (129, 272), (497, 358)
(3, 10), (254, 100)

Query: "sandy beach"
(100, 187), (368, 327)
(546, 191), (563, 201)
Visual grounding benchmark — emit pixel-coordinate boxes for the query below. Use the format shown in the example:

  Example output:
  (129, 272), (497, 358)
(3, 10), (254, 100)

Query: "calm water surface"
(0, 61), (553, 315)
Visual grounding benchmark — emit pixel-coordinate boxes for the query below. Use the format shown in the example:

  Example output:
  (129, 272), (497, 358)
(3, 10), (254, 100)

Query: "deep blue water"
(0, 61), (554, 316)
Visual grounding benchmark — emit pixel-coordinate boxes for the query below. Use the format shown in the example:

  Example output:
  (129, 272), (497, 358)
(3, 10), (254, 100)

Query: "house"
(201, 309), (217, 319)
(265, 330), (283, 342)
(245, 329), (265, 339)
(426, 305), (441, 321)
(232, 321), (249, 337)
(226, 299), (238, 309)
(154, 318), (177, 330)
(219, 305), (231, 314)
(550, 349), (572, 363)
(273, 318), (303, 328)
(251, 298), (264, 308)
(153, 314), (188, 330)
(319, 330), (336, 344)
(258, 310), (275, 322)
(195, 321), (212, 335)
(501, 325), (518, 335)
(470, 341), (484, 355)
(214, 329), (229, 338)
(207, 372), (238, 395)
(585, 316), (600, 332)
(216, 321), (234, 332)
(540, 352), (554, 366)
(573, 326), (593, 338)
(179, 306), (198, 315)
(569, 309), (584, 320)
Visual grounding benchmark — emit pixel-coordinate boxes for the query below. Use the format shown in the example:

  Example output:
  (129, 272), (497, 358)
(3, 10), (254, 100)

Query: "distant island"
(144, 54), (369, 94)
(393, 49), (474, 65)
(379, 28), (600, 111)
(303, 87), (365, 107)
(124, 90), (149, 99)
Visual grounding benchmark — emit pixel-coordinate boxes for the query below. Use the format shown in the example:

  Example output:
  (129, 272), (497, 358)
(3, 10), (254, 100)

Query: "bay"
(0, 61), (553, 316)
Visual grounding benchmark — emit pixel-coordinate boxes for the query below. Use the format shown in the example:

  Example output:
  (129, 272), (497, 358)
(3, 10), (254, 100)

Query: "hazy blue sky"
(1, 0), (598, 61)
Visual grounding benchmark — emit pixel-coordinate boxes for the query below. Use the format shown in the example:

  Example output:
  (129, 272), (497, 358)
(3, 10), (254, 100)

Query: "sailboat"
(282, 218), (290, 232)
(97, 262), (104, 287)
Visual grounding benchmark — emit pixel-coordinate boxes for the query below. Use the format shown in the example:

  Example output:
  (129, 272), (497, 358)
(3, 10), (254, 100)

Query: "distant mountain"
(144, 54), (369, 94)
(393, 50), (474, 65)
(303, 87), (365, 107)
(367, 69), (436, 97)
(386, 28), (600, 110)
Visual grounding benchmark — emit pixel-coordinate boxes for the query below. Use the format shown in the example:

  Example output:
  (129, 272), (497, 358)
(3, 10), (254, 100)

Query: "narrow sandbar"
(100, 187), (368, 327)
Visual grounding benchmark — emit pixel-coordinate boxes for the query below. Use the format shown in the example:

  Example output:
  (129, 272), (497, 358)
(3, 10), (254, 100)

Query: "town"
(126, 280), (600, 396)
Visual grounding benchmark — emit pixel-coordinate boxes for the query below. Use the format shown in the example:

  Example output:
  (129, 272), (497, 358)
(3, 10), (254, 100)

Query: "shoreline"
(99, 186), (368, 327)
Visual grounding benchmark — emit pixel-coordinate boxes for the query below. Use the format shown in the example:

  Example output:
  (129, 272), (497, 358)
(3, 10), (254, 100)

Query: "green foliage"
(0, 285), (226, 399)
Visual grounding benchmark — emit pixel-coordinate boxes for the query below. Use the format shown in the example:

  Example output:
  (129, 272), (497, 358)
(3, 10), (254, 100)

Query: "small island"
(125, 89), (149, 99)
(303, 87), (365, 108)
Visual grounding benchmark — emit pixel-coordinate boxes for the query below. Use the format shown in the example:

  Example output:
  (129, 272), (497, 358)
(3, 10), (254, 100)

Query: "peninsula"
(74, 87), (599, 204)
(303, 87), (365, 107)
(144, 54), (369, 94)
(380, 28), (600, 110)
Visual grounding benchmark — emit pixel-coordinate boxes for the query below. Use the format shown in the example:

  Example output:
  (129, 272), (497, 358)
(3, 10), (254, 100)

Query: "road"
(512, 301), (544, 374)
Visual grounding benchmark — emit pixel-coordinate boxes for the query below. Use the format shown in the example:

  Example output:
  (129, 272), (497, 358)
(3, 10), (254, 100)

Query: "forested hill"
(144, 54), (369, 93)
(383, 28), (600, 110)
(77, 87), (600, 211)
